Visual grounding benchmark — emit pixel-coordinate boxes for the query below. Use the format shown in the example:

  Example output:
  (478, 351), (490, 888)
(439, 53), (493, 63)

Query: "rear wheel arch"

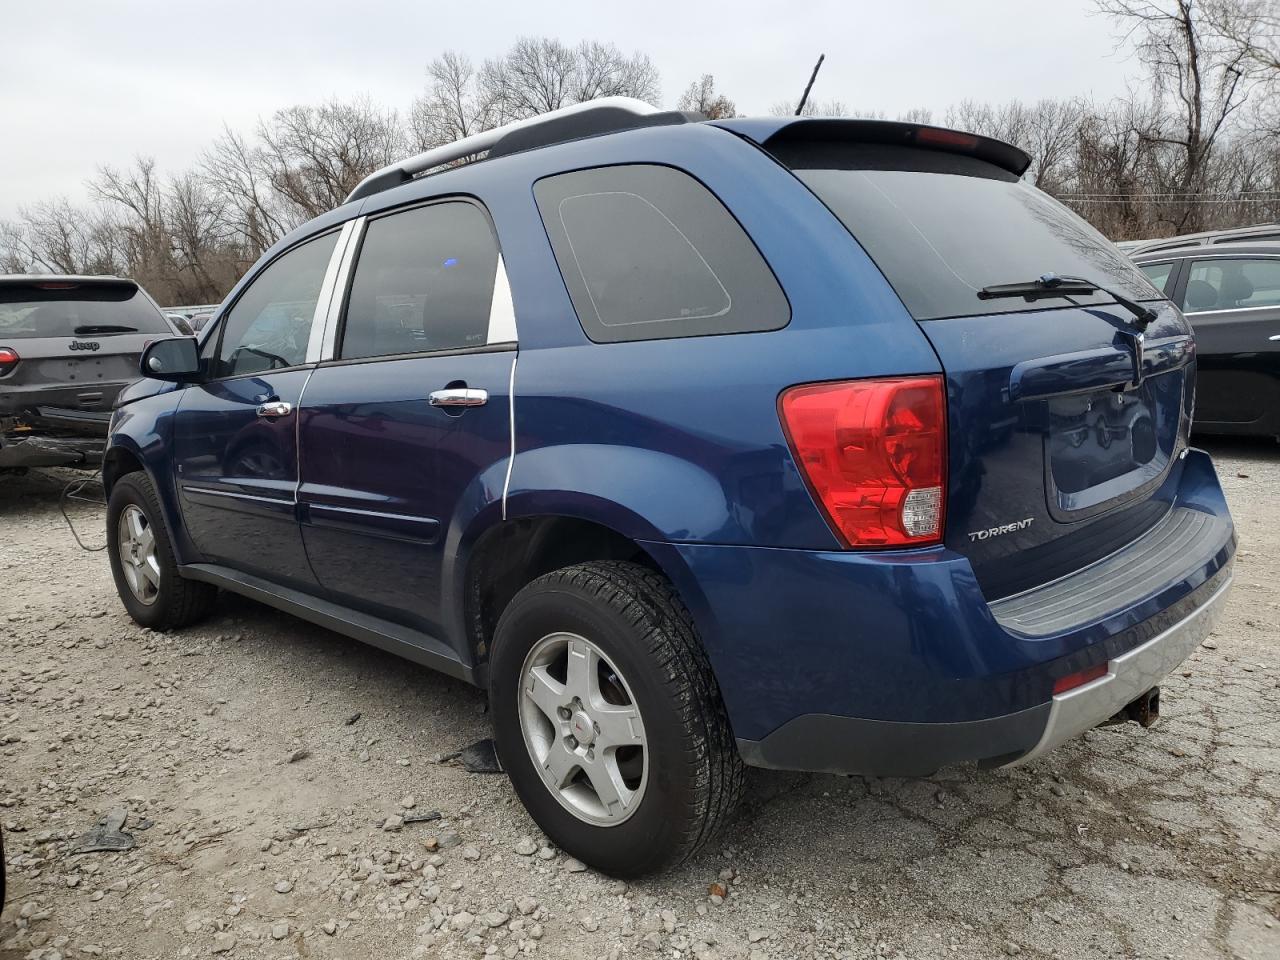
(462, 515), (668, 672)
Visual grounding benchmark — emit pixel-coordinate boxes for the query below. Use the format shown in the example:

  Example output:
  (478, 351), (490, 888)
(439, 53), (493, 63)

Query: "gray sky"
(0, 0), (1138, 220)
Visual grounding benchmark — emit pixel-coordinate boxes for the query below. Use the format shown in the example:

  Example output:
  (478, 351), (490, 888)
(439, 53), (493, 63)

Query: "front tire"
(489, 561), (743, 877)
(107, 472), (216, 630)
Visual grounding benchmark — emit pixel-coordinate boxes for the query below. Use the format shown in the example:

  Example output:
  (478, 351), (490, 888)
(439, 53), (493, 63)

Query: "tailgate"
(760, 119), (1195, 599)
(0, 334), (151, 413)
(921, 304), (1194, 598)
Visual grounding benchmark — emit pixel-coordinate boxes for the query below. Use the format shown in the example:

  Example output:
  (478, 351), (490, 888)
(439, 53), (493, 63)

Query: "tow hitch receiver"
(1113, 687), (1160, 728)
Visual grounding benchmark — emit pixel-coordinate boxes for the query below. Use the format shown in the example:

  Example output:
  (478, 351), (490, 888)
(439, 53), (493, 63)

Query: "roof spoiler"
(713, 117), (1032, 178)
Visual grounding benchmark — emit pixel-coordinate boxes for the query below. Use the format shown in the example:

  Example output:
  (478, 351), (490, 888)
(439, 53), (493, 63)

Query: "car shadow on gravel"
(1196, 434), (1280, 463)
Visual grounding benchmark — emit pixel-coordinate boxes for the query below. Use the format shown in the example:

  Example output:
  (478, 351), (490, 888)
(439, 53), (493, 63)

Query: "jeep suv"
(103, 99), (1236, 877)
(1, 275), (176, 470)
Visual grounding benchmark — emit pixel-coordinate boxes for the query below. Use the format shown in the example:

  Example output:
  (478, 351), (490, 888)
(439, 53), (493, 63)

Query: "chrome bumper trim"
(1006, 575), (1233, 767)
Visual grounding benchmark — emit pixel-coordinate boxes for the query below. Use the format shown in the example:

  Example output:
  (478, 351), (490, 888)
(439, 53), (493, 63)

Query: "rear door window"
(773, 142), (1162, 320)
(214, 231), (339, 378)
(1138, 261), (1176, 295)
(1182, 258), (1280, 312)
(340, 201), (501, 360)
(535, 164), (789, 342)
(0, 281), (171, 339)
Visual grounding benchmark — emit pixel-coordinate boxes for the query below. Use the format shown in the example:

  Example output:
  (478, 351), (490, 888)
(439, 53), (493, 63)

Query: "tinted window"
(1183, 258), (1280, 312)
(777, 142), (1162, 320)
(342, 202), (499, 360)
(215, 231), (339, 378)
(535, 165), (788, 342)
(0, 281), (170, 339)
(1138, 261), (1175, 294)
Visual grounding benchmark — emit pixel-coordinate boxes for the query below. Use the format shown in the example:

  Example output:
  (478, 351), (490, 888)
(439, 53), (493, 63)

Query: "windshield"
(0, 282), (171, 338)
(780, 144), (1163, 320)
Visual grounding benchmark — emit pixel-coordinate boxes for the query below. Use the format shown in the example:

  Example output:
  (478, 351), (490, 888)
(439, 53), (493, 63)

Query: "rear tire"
(107, 472), (216, 630)
(489, 561), (743, 878)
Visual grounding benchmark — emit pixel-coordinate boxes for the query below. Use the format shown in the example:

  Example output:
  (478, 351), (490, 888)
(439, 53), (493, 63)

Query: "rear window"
(774, 142), (1162, 321)
(535, 164), (789, 342)
(0, 281), (170, 338)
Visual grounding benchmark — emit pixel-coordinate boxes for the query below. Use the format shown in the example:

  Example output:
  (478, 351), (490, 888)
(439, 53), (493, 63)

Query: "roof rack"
(346, 96), (681, 204)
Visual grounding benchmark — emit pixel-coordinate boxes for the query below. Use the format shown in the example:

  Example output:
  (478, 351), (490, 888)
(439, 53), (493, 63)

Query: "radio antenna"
(795, 54), (826, 116)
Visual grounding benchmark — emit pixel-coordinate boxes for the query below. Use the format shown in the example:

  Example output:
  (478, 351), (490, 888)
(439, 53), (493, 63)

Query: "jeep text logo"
(967, 518), (1034, 542)
(69, 341), (100, 352)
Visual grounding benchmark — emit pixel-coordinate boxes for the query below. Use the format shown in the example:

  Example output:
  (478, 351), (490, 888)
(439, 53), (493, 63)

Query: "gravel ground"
(0, 440), (1276, 960)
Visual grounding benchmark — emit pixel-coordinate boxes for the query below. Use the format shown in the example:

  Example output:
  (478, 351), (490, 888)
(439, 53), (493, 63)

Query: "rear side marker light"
(0, 346), (19, 376)
(1053, 662), (1109, 695)
(778, 375), (947, 548)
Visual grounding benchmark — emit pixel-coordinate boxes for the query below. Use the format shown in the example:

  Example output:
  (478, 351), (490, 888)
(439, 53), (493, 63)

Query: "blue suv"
(104, 98), (1236, 877)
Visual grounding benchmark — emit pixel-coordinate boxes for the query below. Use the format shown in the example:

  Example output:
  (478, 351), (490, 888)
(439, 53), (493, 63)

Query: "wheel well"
(102, 448), (145, 495)
(465, 517), (660, 667)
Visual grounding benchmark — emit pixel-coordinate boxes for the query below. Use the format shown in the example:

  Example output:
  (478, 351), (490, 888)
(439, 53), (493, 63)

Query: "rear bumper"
(735, 572), (1230, 775)
(0, 432), (105, 469)
(0, 380), (130, 427)
(644, 448), (1235, 776)
(1007, 574), (1230, 767)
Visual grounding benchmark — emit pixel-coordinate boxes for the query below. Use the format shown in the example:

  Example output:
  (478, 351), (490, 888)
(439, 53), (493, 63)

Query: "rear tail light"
(1052, 662), (1109, 695)
(779, 375), (946, 548)
(0, 346), (19, 377)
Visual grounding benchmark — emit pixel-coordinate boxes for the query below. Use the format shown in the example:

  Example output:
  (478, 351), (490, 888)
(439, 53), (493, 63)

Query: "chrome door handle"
(429, 388), (488, 407)
(256, 401), (293, 418)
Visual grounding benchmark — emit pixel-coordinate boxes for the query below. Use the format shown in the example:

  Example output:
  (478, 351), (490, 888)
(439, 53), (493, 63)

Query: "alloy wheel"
(117, 504), (160, 606)
(517, 632), (648, 826)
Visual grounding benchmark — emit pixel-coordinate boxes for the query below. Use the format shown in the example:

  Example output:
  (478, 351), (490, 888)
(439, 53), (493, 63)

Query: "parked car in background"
(1, 275), (173, 470)
(1124, 222), (1280, 258)
(1134, 243), (1280, 440)
(162, 304), (221, 334)
(165, 312), (196, 336)
(103, 100), (1235, 876)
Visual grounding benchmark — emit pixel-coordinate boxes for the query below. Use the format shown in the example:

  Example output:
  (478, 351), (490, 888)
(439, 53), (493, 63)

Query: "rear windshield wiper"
(73, 324), (138, 335)
(977, 274), (1158, 331)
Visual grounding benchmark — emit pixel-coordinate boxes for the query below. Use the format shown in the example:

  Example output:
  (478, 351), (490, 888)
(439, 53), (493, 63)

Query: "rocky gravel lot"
(0, 440), (1276, 960)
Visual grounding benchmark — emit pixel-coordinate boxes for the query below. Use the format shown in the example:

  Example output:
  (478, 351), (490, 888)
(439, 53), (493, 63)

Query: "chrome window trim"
(502, 353), (518, 521)
(319, 216), (366, 362)
(1184, 303), (1280, 317)
(306, 219), (359, 364)
(1172, 253), (1280, 261)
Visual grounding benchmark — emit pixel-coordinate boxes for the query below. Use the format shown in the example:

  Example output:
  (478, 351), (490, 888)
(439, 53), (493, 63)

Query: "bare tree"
(474, 38), (659, 125)
(769, 98), (851, 117)
(0, 199), (123, 275)
(1204, 0), (1280, 134)
(411, 52), (497, 151)
(676, 75), (737, 119)
(257, 98), (409, 222)
(945, 99), (1084, 188)
(1097, 0), (1257, 230)
(201, 125), (293, 260)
